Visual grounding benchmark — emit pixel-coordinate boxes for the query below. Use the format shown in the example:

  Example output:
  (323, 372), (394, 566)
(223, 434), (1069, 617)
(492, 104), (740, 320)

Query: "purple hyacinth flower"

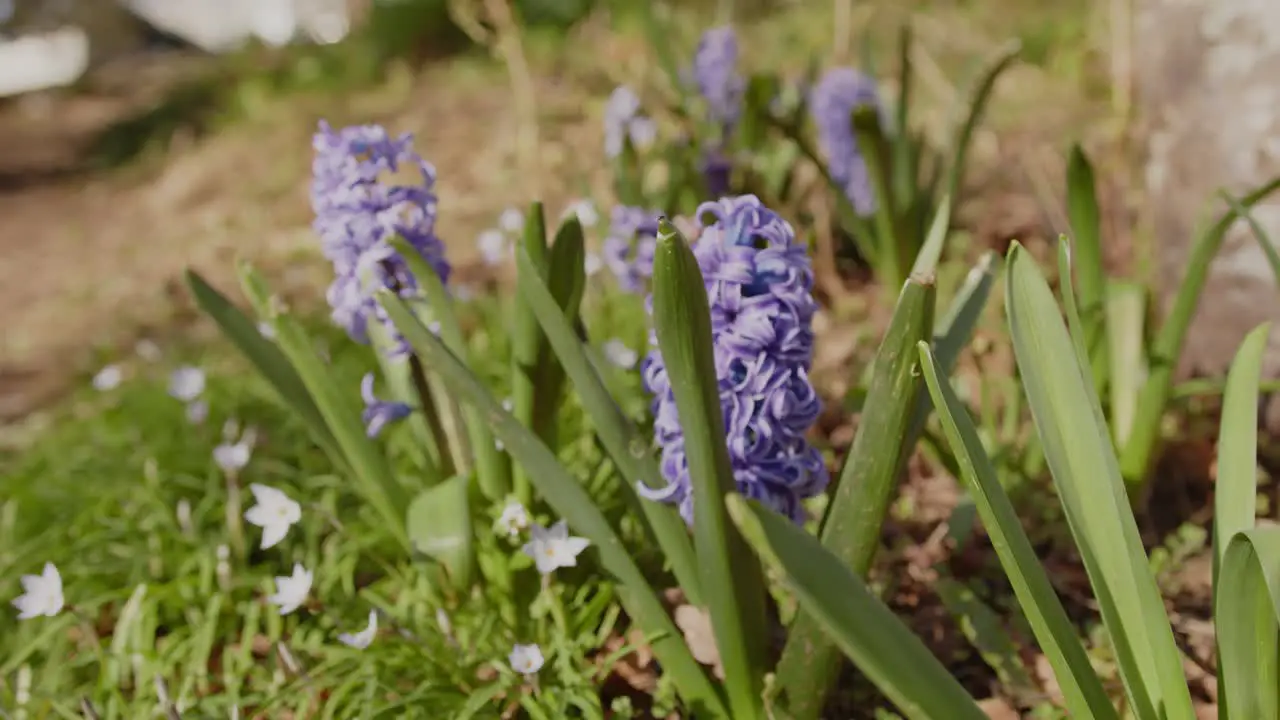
(602, 205), (661, 293)
(360, 373), (412, 437)
(692, 26), (745, 133)
(809, 68), (883, 216)
(701, 150), (733, 198)
(640, 194), (828, 524)
(311, 121), (451, 353)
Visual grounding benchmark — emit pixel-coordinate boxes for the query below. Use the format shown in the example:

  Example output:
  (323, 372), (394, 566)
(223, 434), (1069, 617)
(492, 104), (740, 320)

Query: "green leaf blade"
(1217, 528), (1280, 720)
(650, 218), (766, 720)
(775, 274), (935, 719)
(1004, 244), (1194, 720)
(918, 341), (1118, 720)
(727, 496), (987, 720)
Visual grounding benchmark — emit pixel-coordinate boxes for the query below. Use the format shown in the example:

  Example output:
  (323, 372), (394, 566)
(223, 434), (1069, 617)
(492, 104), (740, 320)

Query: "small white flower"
(175, 499), (193, 533)
(508, 643), (545, 675)
(244, 484), (301, 549)
(602, 339), (638, 369)
(495, 501), (530, 537)
(477, 229), (509, 266)
(135, 339), (162, 362)
(453, 283), (475, 302)
(257, 321), (276, 340)
(338, 610), (378, 649)
(12, 563), (64, 619)
(185, 400), (209, 425)
(499, 207), (525, 234)
(629, 117), (657, 149)
(268, 563), (312, 615)
(584, 252), (603, 277)
(521, 520), (590, 575)
(214, 440), (252, 473)
(92, 364), (122, 392)
(563, 199), (599, 227)
(169, 366), (206, 402)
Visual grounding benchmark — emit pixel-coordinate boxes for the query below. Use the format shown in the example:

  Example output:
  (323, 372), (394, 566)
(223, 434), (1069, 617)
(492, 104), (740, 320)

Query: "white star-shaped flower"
(602, 339), (638, 369)
(214, 440), (252, 473)
(521, 520), (590, 575)
(93, 364), (122, 392)
(338, 610), (378, 649)
(508, 643), (545, 675)
(562, 199), (599, 227)
(499, 207), (525, 234)
(477, 229), (509, 266)
(168, 366), (206, 402)
(495, 501), (530, 537)
(257, 321), (276, 340)
(12, 562), (64, 619)
(268, 563), (312, 615)
(244, 484), (301, 549)
(186, 399), (209, 425)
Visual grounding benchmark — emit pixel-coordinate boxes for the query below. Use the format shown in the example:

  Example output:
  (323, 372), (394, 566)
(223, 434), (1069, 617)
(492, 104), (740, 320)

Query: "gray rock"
(1138, 0), (1280, 415)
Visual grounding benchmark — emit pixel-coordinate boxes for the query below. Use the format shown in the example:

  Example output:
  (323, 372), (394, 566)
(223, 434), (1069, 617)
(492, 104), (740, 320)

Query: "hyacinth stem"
(510, 202), (551, 507)
(852, 106), (907, 296)
(530, 216), (589, 465)
(405, 353), (457, 479)
(775, 275), (935, 719)
(651, 218), (767, 720)
(380, 263), (457, 480)
(390, 236), (511, 501)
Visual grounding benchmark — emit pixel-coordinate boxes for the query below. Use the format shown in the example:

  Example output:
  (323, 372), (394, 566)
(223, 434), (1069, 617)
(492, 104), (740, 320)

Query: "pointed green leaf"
(1121, 175), (1280, 484)
(1217, 527), (1280, 720)
(237, 262), (410, 551)
(918, 341), (1118, 720)
(909, 194), (953, 277)
(514, 244), (703, 606)
(776, 275), (935, 720)
(726, 495), (986, 720)
(943, 40), (1020, 205)
(1215, 323), (1269, 582)
(1105, 281), (1146, 448)
(378, 290), (729, 717)
(406, 475), (473, 588)
(185, 270), (344, 467)
(1066, 145), (1109, 394)
(1220, 190), (1280, 291)
(1005, 243), (1194, 720)
(651, 218), (766, 720)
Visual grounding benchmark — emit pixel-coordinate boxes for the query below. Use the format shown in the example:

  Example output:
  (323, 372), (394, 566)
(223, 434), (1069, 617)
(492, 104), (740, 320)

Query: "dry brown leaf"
(977, 697), (1020, 720)
(673, 604), (724, 680)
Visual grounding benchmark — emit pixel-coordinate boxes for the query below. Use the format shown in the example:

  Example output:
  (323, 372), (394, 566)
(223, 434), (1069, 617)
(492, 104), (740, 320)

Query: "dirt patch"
(0, 50), (610, 422)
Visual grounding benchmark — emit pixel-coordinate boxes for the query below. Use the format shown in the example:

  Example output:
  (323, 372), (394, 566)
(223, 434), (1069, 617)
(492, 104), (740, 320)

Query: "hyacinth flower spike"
(642, 194), (828, 526)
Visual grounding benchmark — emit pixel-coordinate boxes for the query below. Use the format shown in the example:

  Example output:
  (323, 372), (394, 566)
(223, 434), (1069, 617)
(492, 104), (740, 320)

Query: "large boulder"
(1138, 0), (1280, 393)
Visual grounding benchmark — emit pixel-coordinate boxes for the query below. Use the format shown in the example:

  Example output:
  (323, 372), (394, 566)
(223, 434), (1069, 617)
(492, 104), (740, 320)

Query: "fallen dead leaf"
(977, 697), (1020, 720)
(673, 603), (724, 680)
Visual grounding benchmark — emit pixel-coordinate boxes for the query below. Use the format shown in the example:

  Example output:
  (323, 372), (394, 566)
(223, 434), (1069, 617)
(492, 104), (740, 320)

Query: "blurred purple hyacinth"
(311, 121), (451, 352)
(809, 68), (883, 216)
(640, 195), (828, 524)
(692, 26), (745, 132)
(604, 86), (657, 159)
(602, 205), (661, 293)
(360, 373), (412, 437)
